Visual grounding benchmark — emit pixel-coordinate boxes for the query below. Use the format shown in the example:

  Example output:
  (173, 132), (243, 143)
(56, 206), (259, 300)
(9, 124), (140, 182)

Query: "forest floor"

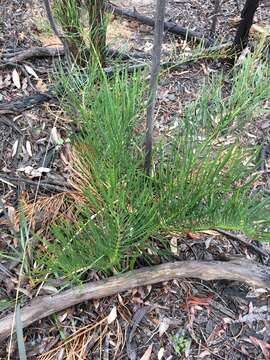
(0, 0), (270, 359)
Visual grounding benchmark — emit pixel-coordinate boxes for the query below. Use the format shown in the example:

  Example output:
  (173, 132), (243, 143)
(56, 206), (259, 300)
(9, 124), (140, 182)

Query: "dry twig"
(216, 228), (270, 258)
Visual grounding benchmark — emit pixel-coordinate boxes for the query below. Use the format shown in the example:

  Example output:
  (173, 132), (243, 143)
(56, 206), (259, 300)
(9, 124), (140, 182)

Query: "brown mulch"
(0, 0), (270, 359)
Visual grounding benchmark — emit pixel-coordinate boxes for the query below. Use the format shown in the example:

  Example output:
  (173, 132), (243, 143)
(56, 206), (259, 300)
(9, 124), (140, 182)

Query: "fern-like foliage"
(41, 53), (270, 279)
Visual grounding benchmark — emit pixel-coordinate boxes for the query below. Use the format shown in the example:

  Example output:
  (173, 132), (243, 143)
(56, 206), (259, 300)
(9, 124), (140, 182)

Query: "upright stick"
(145, 0), (167, 176)
(210, 0), (221, 37)
(233, 0), (260, 50)
(43, 0), (70, 60)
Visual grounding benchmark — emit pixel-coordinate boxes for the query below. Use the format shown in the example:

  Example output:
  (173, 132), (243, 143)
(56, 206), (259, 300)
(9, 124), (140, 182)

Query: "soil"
(0, 0), (270, 359)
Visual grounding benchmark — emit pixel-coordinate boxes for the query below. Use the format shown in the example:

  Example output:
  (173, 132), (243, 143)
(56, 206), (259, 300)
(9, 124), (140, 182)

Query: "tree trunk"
(233, 0), (260, 50)
(58, 0), (83, 62)
(87, 0), (107, 66)
(54, 0), (107, 65)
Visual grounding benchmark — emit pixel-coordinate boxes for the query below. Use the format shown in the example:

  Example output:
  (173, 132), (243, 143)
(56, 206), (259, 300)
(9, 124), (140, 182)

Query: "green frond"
(37, 51), (270, 280)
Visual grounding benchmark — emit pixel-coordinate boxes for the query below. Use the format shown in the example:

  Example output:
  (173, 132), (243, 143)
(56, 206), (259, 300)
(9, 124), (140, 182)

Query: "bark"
(43, 0), (71, 60)
(0, 258), (270, 342)
(50, 0), (107, 65)
(57, 0), (84, 62)
(210, 0), (221, 36)
(233, 0), (260, 49)
(145, 0), (166, 175)
(0, 93), (54, 115)
(3, 46), (65, 63)
(87, 0), (107, 66)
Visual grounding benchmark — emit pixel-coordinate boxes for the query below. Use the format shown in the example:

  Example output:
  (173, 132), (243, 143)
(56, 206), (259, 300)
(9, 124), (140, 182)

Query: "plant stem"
(145, 0), (167, 176)
(210, 0), (221, 37)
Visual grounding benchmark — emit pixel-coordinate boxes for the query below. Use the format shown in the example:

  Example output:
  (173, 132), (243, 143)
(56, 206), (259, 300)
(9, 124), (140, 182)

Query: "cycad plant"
(40, 53), (270, 279)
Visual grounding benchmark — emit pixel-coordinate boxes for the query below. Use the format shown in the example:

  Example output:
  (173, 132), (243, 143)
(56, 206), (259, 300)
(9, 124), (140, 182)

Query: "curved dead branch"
(0, 258), (269, 342)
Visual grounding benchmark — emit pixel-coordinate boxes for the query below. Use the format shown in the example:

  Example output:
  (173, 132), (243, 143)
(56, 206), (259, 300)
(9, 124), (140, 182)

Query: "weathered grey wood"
(4, 46), (65, 63)
(145, 0), (166, 175)
(0, 258), (270, 342)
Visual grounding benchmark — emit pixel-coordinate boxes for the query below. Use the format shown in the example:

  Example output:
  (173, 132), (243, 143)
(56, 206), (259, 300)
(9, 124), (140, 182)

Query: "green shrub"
(41, 54), (270, 279)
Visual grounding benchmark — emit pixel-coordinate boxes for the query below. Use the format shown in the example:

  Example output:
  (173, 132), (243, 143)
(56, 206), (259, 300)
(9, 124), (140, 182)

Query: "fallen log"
(0, 258), (269, 342)
(3, 46), (65, 63)
(0, 92), (54, 115)
(107, 4), (212, 47)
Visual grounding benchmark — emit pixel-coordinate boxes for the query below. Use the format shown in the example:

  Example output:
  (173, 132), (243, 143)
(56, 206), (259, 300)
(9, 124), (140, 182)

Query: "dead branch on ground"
(0, 258), (270, 342)
(0, 93), (54, 115)
(216, 229), (270, 258)
(107, 4), (212, 47)
(2, 46), (65, 63)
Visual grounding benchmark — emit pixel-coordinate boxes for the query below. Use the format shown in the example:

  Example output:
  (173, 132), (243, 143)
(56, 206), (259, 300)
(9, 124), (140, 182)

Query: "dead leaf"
(39, 285), (58, 295)
(158, 347), (165, 360)
(117, 293), (125, 307)
(59, 312), (68, 323)
(170, 236), (178, 255)
(198, 350), (211, 358)
(36, 79), (48, 92)
(18, 32), (25, 42)
(17, 166), (51, 178)
(248, 336), (270, 359)
(140, 344), (153, 360)
(17, 165), (33, 174)
(7, 206), (16, 228)
(12, 139), (19, 157)
(24, 64), (39, 80)
(199, 230), (220, 236)
(3, 74), (11, 88)
(26, 141), (32, 157)
(51, 126), (63, 145)
(22, 77), (28, 91)
(186, 295), (214, 307)
(93, 299), (100, 309)
(159, 317), (170, 337)
(235, 47), (250, 66)
(205, 237), (213, 249)
(12, 69), (21, 89)
(246, 288), (268, 298)
(31, 167), (51, 177)
(187, 232), (203, 240)
(107, 306), (117, 324)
